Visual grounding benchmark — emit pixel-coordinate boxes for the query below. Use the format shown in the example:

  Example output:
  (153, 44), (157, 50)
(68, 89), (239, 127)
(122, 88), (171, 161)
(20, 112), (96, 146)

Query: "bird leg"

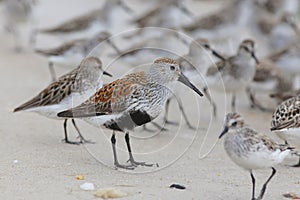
(175, 96), (195, 129)
(246, 88), (272, 112)
(250, 170), (256, 200)
(48, 62), (56, 82)
(125, 132), (155, 167)
(111, 132), (135, 170)
(231, 93), (236, 112)
(163, 97), (179, 126)
(257, 168), (276, 200)
(62, 119), (81, 145)
(71, 119), (94, 144)
(203, 87), (217, 117)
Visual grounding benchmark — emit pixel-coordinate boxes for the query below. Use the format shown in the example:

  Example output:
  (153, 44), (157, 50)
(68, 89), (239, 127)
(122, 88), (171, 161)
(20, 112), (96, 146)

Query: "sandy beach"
(1, 0), (300, 199)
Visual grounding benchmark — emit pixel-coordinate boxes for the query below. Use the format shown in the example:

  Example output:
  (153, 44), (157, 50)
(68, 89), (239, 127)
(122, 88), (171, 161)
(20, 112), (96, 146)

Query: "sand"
(0, 0), (300, 199)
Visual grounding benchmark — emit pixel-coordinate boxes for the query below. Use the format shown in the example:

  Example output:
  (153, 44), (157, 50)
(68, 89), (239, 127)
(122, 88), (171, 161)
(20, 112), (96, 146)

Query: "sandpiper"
(58, 57), (203, 169)
(13, 57), (112, 144)
(220, 113), (292, 200)
(35, 31), (120, 81)
(271, 95), (300, 166)
(204, 39), (258, 114)
(38, 0), (133, 39)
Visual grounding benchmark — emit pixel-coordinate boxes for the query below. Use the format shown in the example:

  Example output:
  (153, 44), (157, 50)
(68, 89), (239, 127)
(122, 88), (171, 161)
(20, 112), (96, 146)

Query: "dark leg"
(258, 168), (276, 200)
(62, 119), (80, 145)
(246, 88), (272, 112)
(176, 96), (195, 129)
(203, 87), (217, 117)
(250, 170), (256, 200)
(231, 93), (236, 112)
(125, 132), (155, 167)
(49, 62), (56, 82)
(111, 132), (134, 170)
(71, 119), (94, 144)
(163, 97), (179, 125)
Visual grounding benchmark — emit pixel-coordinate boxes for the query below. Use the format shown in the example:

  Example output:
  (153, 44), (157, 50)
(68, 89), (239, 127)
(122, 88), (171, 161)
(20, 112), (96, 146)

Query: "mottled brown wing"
(271, 96), (300, 130)
(58, 73), (146, 118)
(242, 128), (278, 151)
(14, 68), (78, 112)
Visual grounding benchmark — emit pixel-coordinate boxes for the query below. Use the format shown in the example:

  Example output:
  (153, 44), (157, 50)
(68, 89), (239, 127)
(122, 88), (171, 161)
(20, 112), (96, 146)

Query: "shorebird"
(38, 0), (133, 39)
(271, 95), (300, 166)
(58, 57), (203, 169)
(35, 31), (120, 81)
(3, 0), (37, 51)
(204, 39), (258, 115)
(220, 113), (292, 200)
(13, 57), (112, 144)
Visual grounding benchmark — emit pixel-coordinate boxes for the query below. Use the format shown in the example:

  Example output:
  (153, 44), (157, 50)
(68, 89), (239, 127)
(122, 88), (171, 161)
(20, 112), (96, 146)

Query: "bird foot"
(114, 162), (135, 170)
(61, 138), (81, 145)
(127, 158), (157, 167)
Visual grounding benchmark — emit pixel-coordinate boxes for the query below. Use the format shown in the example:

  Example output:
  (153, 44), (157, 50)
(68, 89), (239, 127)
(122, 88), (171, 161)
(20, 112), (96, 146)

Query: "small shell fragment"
(76, 175), (84, 180)
(95, 188), (127, 199)
(80, 182), (95, 191)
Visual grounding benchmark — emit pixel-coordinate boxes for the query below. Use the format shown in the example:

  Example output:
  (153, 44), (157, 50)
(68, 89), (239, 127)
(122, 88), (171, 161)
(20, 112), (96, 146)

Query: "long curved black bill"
(251, 52), (259, 64)
(178, 73), (203, 97)
(219, 126), (229, 139)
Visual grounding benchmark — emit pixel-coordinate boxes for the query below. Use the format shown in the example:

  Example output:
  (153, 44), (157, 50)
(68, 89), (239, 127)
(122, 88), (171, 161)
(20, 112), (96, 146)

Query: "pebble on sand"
(80, 182), (95, 191)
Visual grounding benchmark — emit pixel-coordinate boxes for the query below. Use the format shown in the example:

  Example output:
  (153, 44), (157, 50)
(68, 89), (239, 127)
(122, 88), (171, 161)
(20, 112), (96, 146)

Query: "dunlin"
(14, 57), (112, 144)
(58, 57), (203, 169)
(36, 31), (120, 81)
(220, 113), (292, 200)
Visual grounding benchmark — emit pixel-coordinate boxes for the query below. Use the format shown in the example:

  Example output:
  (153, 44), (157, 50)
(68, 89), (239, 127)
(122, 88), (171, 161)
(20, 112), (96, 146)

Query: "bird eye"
(232, 122), (237, 126)
(170, 66), (175, 71)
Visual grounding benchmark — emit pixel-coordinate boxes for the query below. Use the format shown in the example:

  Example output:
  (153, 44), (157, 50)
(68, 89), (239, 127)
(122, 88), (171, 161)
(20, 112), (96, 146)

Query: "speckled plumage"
(220, 112), (291, 200)
(58, 57), (203, 169)
(14, 57), (108, 144)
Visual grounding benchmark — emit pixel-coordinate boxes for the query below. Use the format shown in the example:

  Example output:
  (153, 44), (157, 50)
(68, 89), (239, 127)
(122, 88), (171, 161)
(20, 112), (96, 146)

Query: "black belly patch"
(104, 110), (152, 131)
